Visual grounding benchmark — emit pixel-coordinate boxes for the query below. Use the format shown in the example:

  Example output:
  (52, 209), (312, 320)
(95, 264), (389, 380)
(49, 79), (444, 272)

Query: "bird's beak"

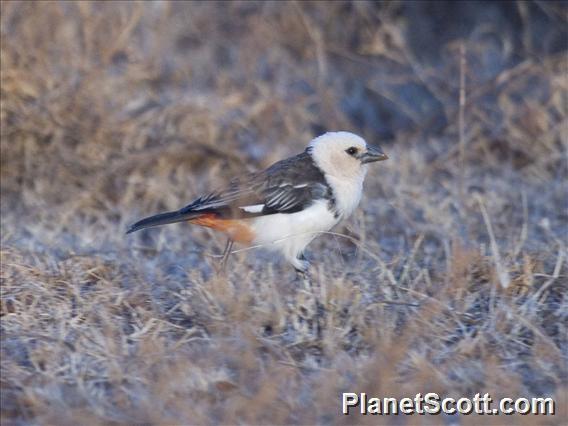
(360, 145), (388, 163)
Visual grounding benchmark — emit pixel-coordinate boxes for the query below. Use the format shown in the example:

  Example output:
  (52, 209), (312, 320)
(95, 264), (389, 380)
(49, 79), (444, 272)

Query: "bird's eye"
(345, 147), (359, 156)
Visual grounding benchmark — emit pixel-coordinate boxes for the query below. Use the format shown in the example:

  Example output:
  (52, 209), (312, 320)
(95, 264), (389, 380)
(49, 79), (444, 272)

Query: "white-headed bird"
(127, 131), (387, 272)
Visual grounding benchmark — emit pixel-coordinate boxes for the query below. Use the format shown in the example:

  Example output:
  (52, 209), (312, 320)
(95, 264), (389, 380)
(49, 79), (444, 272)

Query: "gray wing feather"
(180, 151), (332, 218)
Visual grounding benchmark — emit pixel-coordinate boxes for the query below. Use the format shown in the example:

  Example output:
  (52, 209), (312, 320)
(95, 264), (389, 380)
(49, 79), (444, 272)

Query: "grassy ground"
(1, 1), (566, 425)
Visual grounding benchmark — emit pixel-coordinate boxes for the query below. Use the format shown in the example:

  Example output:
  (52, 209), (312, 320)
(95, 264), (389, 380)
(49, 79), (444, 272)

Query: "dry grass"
(1, 1), (567, 425)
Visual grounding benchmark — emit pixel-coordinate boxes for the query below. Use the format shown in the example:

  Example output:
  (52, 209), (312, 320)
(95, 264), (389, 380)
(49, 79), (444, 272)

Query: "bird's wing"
(180, 152), (332, 218)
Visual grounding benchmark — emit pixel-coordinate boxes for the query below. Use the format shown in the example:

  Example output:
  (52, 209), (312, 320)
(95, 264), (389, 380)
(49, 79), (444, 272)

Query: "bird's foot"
(287, 254), (327, 339)
(293, 254), (310, 273)
(293, 255), (311, 290)
(216, 239), (234, 275)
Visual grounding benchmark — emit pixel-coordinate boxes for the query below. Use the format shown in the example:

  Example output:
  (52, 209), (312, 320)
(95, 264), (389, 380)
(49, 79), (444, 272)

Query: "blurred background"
(1, 1), (566, 245)
(1, 1), (566, 424)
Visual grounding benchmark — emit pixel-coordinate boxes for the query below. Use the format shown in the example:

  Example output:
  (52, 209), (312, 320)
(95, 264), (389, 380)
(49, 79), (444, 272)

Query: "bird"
(126, 131), (387, 273)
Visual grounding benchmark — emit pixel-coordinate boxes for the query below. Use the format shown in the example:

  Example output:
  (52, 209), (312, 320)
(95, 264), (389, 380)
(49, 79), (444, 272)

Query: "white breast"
(325, 172), (365, 219)
(249, 200), (339, 264)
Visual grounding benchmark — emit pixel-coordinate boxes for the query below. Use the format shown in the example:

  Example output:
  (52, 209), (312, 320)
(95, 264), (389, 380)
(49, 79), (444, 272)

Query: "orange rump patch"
(189, 213), (254, 244)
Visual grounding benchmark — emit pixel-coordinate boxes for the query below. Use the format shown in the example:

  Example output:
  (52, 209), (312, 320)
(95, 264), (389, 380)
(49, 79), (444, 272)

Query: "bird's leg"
(294, 253), (312, 291)
(218, 238), (234, 272)
(291, 253), (324, 339)
(296, 270), (311, 291)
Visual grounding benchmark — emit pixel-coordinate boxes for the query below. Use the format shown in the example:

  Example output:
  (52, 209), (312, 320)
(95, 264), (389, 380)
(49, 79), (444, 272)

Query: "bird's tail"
(126, 210), (203, 234)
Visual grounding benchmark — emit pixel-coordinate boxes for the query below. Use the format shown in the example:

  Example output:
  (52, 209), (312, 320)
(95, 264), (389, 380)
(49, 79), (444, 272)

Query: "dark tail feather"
(126, 210), (201, 234)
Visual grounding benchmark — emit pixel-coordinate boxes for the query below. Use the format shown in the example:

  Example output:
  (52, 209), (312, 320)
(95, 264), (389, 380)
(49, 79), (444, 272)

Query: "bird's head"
(307, 131), (388, 180)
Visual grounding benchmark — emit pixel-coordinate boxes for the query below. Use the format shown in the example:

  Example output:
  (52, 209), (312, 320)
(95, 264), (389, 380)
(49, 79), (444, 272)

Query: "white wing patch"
(239, 204), (265, 213)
